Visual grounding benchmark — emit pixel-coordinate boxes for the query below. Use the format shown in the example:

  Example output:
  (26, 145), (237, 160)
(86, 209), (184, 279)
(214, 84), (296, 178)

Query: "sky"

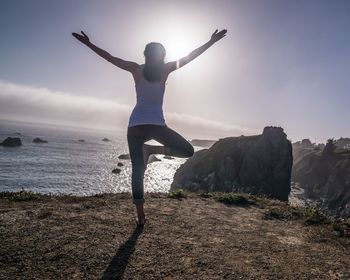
(0, 0), (349, 142)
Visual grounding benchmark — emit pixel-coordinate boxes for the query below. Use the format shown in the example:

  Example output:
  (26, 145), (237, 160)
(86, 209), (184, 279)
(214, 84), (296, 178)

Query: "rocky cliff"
(171, 126), (293, 201)
(292, 145), (350, 217)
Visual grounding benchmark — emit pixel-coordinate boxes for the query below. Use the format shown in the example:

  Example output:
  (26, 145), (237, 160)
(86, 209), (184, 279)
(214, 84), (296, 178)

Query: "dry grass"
(0, 191), (349, 279)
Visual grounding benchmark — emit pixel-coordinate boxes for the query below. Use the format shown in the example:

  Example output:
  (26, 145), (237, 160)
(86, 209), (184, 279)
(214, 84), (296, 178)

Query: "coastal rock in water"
(117, 162), (124, 167)
(33, 137), (48, 143)
(171, 126), (293, 201)
(0, 137), (22, 147)
(148, 155), (161, 163)
(118, 153), (131, 160)
(78, 139), (85, 142)
(112, 168), (121, 174)
(102, 138), (111, 142)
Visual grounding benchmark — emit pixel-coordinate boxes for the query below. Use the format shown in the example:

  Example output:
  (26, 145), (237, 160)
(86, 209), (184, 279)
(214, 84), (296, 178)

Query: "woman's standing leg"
(127, 126), (149, 225)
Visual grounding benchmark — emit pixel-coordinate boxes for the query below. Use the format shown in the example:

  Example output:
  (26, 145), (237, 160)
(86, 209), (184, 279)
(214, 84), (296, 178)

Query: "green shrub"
(168, 189), (187, 199)
(199, 192), (213, 198)
(213, 192), (252, 206)
(332, 221), (343, 231)
(263, 206), (303, 220)
(303, 208), (331, 225)
(4, 191), (43, 202)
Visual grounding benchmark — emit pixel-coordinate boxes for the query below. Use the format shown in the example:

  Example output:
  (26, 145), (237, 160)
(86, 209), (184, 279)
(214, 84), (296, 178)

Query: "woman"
(72, 28), (227, 226)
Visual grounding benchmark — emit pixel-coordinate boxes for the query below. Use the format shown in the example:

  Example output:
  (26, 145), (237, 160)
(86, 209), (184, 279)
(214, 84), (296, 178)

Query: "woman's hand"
(165, 29), (228, 73)
(72, 31), (90, 45)
(210, 29), (227, 43)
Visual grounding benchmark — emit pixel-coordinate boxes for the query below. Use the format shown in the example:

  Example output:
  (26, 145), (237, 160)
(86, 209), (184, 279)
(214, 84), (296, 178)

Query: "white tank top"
(128, 65), (166, 127)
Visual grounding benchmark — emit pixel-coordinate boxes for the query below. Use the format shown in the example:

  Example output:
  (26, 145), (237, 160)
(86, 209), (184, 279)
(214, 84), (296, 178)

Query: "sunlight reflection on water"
(0, 120), (202, 196)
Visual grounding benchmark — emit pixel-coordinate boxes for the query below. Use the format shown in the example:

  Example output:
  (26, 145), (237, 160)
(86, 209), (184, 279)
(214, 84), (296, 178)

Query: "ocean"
(0, 119), (199, 196)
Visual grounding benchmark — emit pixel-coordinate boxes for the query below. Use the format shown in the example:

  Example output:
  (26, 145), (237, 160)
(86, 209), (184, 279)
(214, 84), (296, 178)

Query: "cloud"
(165, 111), (250, 139)
(0, 80), (250, 139)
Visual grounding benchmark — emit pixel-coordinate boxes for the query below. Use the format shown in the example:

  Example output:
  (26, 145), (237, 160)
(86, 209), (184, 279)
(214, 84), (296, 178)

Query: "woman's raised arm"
(72, 31), (139, 73)
(165, 29), (227, 74)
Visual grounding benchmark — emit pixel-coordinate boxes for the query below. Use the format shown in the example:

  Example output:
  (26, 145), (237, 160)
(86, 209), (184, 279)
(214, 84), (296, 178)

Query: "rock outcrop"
(171, 127), (293, 201)
(33, 137), (48, 143)
(293, 139), (315, 149)
(335, 137), (350, 149)
(112, 168), (121, 174)
(0, 137), (22, 147)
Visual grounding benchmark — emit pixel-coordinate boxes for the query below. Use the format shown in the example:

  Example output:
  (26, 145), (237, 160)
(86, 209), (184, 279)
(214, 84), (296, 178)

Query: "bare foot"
(136, 214), (147, 226)
(136, 204), (146, 226)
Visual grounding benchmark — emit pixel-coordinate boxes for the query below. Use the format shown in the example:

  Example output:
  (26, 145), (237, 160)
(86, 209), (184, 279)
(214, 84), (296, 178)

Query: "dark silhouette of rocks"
(118, 153), (130, 160)
(316, 143), (325, 150)
(292, 139), (350, 217)
(171, 126), (293, 201)
(112, 168), (121, 174)
(322, 139), (337, 157)
(189, 139), (216, 148)
(293, 139), (315, 149)
(78, 139), (85, 142)
(0, 137), (22, 147)
(102, 138), (111, 142)
(33, 137), (48, 144)
(293, 137), (350, 154)
(117, 162), (124, 167)
(335, 137), (350, 150)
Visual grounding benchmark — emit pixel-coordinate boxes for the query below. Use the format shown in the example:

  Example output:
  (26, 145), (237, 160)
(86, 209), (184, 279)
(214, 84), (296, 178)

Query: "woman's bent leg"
(127, 133), (146, 205)
(150, 125), (195, 158)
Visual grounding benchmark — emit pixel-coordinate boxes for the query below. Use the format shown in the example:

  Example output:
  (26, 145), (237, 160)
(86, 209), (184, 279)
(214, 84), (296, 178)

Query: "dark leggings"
(127, 124), (194, 205)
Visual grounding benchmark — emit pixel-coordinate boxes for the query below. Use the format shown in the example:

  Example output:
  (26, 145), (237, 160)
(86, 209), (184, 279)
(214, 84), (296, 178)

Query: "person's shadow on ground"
(101, 225), (144, 280)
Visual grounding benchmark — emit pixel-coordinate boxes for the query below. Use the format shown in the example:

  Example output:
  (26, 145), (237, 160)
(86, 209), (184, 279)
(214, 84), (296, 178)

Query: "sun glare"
(165, 40), (192, 61)
(144, 19), (203, 63)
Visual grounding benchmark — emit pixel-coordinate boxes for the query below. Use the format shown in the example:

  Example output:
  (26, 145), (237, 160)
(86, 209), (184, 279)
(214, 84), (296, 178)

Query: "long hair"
(143, 42), (166, 82)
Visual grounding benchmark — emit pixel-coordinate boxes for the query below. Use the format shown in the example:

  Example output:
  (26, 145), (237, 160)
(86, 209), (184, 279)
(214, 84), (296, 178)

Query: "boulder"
(171, 126), (293, 201)
(117, 162), (124, 167)
(0, 137), (22, 147)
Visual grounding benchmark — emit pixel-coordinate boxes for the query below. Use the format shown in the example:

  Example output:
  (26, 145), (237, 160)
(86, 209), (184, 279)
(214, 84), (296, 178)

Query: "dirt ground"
(0, 192), (349, 280)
